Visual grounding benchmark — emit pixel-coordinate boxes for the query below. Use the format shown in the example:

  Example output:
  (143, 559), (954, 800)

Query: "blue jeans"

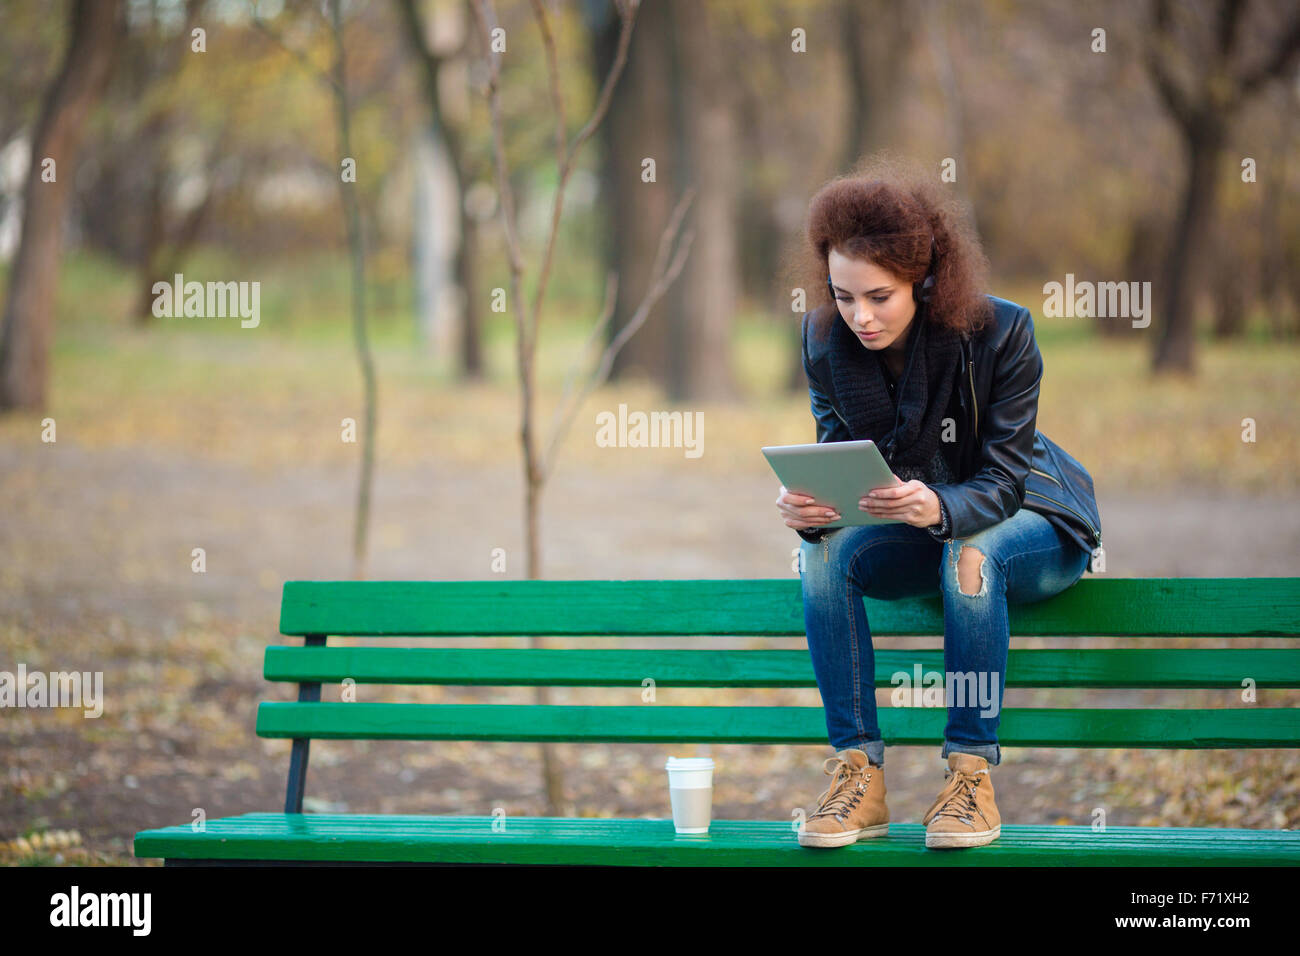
(798, 506), (1089, 768)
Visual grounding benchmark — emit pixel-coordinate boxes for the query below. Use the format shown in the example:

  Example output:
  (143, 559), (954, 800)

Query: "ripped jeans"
(798, 506), (1089, 768)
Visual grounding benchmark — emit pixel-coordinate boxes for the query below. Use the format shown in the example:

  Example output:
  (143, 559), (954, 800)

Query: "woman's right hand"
(776, 485), (841, 531)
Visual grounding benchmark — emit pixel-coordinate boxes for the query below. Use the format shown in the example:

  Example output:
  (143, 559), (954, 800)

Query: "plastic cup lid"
(664, 757), (714, 770)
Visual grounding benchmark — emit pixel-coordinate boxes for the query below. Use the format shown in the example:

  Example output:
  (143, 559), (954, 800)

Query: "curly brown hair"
(780, 152), (993, 337)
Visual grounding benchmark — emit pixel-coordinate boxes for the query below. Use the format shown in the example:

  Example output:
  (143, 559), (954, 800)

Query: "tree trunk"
(1104, 211), (1162, 340)
(1260, 87), (1295, 341)
(673, 0), (738, 402)
(1152, 119), (1223, 375)
(327, 0), (377, 581)
(593, 0), (676, 387)
(1210, 200), (1250, 340)
(393, 0), (483, 378)
(1143, 0), (1300, 371)
(135, 162), (220, 323)
(923, 0), (973, 237)
(455, 187), (484, 380)
(0, 0), (122, 412)
(1210, 260), (1248, 339)
(134, 170), (168, 323)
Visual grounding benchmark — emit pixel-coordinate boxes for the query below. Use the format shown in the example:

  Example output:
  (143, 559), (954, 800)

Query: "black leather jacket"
(796, 294), (1103, 561)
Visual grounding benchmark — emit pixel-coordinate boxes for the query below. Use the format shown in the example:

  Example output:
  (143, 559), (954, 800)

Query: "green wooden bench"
(134, 577), (1300, 866)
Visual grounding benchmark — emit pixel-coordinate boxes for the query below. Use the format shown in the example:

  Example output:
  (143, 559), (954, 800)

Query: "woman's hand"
(776, 485), (841, 531)
(860, 478), (941, 528)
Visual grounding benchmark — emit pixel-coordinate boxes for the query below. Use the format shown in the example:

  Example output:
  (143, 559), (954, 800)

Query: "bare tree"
(470, 0), (694, 815)
(124, 0), (228, 325)
(1143, 0), (1300, 374)
(0, 0), (123, 412)
(254, 1), (378, 580)
(394, 0), (487, 379)
(328, 0), (378, 581)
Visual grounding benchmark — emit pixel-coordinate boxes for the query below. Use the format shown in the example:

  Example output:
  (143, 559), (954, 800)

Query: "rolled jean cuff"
(837, 738), (884, 767)
(941, 740), (1000, 765)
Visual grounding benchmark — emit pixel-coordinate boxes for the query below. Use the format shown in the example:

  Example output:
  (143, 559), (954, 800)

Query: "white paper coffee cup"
(665, 756), (714, 834)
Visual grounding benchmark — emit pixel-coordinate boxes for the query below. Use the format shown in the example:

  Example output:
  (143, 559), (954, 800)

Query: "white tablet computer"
(761, 439), (903, 528)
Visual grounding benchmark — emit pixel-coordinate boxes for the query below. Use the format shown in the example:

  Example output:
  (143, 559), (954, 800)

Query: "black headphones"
(826, 235), (938, 467)
(914, 235), (938, 304)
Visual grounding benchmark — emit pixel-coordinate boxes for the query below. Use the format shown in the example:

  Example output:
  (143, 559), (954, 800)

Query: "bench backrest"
(262, 578), (1300, 810)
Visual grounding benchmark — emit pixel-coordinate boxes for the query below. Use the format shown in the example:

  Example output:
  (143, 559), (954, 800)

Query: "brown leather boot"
(797, 749), (888, 848)
(922, 753), (1001, 848)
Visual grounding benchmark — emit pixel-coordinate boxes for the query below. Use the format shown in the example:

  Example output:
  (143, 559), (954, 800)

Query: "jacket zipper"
(968, 360), (978, 436)
(832, 404), (850, 429)
(1024, 489), (1101, 544)
(1029, 466), (1064, 488)
(823, 534), (830, 563)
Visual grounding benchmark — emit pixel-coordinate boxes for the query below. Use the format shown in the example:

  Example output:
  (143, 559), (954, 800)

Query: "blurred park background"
(1, 0), (1298, 865)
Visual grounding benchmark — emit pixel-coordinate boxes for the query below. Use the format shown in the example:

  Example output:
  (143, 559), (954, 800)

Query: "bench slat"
(263, 646), (1300, 688)
(279, 579), (1300, 637)
(255, 702), (1300, 747)
(133, 814), (1300, 866)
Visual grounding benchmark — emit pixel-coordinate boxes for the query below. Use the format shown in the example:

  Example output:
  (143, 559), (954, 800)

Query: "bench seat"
(135, 814), (1300, 866)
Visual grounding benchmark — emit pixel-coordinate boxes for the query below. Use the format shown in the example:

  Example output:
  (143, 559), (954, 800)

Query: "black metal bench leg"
(284, 634), (326, 814)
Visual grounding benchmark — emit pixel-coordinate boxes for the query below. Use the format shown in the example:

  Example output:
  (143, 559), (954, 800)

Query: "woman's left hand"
(860, 477), (941, 528)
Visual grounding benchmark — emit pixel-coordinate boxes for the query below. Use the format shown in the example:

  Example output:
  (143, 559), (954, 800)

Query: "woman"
(775, 160), (1102, 851)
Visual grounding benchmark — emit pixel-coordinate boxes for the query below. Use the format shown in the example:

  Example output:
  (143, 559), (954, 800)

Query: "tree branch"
(1237, 8), (1300, 99)
(539, 188), (696, 483)
(1144, 0), (1196, 129)
(394, 0), (447, 128)
(249, 3), (340, 95)
(525, 0), (639, 358)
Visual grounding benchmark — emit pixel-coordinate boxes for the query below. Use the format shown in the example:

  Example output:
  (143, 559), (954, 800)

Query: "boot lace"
(810, 756), (873, 821)
(927, 767), (988, 826)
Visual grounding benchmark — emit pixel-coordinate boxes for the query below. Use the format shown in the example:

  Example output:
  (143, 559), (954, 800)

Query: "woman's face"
(827, 248), (916, 355)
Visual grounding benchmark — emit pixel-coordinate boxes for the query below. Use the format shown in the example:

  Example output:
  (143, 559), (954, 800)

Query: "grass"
(0, 250), (1293, 492)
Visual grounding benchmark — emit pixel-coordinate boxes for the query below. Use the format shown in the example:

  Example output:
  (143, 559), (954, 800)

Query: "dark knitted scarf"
(825, 305), (963, 476)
